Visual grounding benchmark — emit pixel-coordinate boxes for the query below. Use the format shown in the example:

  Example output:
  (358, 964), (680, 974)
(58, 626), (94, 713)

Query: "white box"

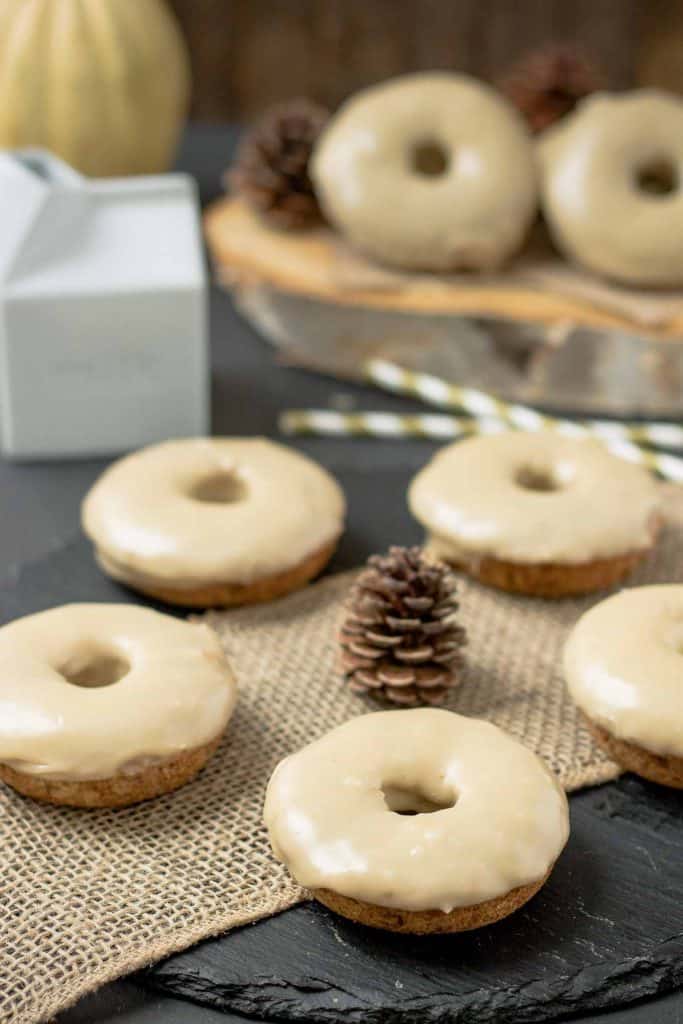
(0, 150), (209, 459)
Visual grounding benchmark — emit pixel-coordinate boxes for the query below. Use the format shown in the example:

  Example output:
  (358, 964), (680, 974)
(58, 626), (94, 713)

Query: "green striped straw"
(279, 408), (683, 482)
(365, 358), (683, 453)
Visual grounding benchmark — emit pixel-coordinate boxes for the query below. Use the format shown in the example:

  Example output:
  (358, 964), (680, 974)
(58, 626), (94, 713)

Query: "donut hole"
(634, 157), (679, 197)
(189, 471), (247, 504)
(58, 648), (130, 688)
(382, 783), (456, 816)
(515, 465), (561, 492)
(410, 138), (450, 177)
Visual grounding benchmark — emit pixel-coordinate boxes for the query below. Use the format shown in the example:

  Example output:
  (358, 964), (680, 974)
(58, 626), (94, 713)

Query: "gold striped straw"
(365, 358), (683, 454)
(281, 409), (480, 440)
(279, 409), (683, 483)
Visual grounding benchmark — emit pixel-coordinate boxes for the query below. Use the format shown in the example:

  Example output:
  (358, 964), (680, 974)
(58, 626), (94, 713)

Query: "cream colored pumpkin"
(0, 0), (191, 176)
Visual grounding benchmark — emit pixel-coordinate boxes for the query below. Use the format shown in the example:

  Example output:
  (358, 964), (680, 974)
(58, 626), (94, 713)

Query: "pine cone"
(339, 547), (466, 706)
(229, 98), (329, 230)
(499, 44), (604, 134)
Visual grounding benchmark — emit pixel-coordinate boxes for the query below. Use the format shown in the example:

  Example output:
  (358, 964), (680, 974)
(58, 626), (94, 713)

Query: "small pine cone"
(499, 44), (605, 134)
(229, 98), (329, 230)
(339, 546), (467, 707)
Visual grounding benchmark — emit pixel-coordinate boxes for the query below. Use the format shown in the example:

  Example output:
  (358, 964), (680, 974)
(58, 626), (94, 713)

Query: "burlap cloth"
(2, 489), (682, 1024)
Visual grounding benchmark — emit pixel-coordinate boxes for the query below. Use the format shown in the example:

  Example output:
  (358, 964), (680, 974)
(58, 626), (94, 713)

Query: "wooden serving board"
(205, 198), (683, 416)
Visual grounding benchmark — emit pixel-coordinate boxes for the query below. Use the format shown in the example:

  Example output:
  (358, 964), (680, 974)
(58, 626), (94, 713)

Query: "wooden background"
(167, 0), (683, 120)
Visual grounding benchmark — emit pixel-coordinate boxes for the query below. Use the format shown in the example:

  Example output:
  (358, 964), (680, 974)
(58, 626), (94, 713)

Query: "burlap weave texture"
(2, 489), (682, 1024)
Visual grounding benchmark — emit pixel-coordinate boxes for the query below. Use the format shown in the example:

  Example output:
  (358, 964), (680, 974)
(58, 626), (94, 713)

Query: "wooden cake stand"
(205, 197), (683, 417)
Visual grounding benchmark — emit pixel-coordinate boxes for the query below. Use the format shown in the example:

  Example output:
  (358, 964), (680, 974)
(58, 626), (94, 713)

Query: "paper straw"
(280, 409), (485, 440)
(279, 409), (683, 482)
(365, 359), (683, 453)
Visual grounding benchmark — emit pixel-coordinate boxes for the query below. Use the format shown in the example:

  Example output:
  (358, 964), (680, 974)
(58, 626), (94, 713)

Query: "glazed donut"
(0, 604), (237, 808)
(311, 72), (537, 271)
(265, 709), (569, 934)
(408, 431), (661, 598)
(539, 90), (683, 286)
(565, 585), (683, 788)
(82, 437), (345, 608)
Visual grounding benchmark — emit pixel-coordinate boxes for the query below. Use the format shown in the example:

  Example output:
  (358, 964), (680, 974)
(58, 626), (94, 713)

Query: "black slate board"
(144, 777), (683, 1023)
(2, 497), (683, 1024)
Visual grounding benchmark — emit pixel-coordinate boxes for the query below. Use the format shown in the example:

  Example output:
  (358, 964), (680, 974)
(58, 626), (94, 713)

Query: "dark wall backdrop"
(166, 0), (683, 121)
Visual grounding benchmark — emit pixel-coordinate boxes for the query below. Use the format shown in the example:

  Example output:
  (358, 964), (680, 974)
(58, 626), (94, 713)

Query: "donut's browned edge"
(0, 734), (223, 808)
(446, 546), (653, 599)
(97, 538), (340, 609)
(312, 869), (552, 934)
(583, 716), (683, 789)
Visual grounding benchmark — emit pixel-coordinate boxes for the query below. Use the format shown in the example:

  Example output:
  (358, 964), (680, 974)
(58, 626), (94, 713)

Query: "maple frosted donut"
(0, 604), (237, 808)
(539, 90), (683, 285)
(311, 71), (537, 271)
(409, 431), (661, 598)
(565, 585), (683, 788)
(265, 709), (569, 934)
(82, 437), (345, 608)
